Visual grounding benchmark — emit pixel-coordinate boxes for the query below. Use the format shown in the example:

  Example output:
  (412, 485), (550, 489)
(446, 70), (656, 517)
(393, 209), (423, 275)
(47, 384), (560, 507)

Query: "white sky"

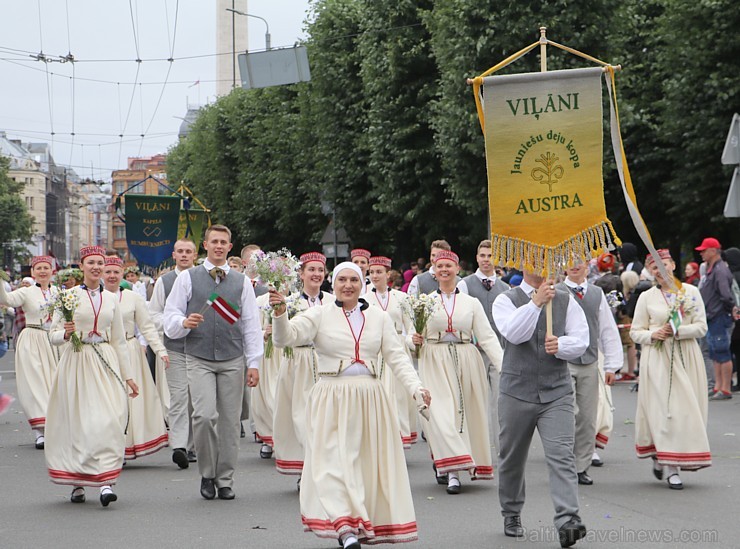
(0, 0), (311, 181)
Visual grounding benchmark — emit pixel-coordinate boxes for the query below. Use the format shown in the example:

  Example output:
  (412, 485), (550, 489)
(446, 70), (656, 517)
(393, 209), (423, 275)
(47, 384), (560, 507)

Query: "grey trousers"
(186, 354), (245, 488)
(568, 362), (599, 473)
(498, 391), (581, 529)
(166, 350), (194, 451)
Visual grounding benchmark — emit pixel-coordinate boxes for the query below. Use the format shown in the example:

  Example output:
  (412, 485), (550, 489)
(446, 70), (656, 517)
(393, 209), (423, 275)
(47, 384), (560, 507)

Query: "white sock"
(100, 485), (113, 495)
(32, 429), (43, 439)
(341, 534), (358, 548)
(448, 472), (460, 486)
(592, 452), (600, 460)
(666, 466), (680, 479)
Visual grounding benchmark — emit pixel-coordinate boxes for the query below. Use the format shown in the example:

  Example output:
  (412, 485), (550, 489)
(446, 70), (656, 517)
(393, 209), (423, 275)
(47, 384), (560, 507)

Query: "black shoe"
(187, 450), (197, 463)
(100, 491), (117, 507)
(652, 457), (664, 480)
(591, 456), (604, 468)
(345, 542), (361, 549)
(446, 482), (461, 495)
(200, 478), (216, 500)
(577, 471), (593, 485)
(259, 444), (273, 459)
(217, 487), (235, 500)
(504, 516), (525, 538)
(558, 518), (587, 548)
(70, 488), (85, 503)
(432, 464), (448, 485)
(35, 436), (45, 450)
(240, 424), (246, 438)
(172, 448), (189, 469)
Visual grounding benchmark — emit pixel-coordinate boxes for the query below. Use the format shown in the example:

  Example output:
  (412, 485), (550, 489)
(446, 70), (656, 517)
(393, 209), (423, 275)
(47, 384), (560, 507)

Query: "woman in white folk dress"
(103, 256), (169, 460)
(630, 249), (710, 489)
(270, 262), (431, 549)
(272, 252), (334, 484)
(367, 255), (418, 448)
(46, 246), (139, 506)
(410, 250), (503, 495)
(0, 256), (59, 448)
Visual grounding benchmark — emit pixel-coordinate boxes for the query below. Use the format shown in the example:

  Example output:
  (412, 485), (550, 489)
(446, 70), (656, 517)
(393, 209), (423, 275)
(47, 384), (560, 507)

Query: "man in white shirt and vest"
(164, 225), (263, 500)
(149, 238), (198, 469)
(492, 270), (589, 548)
(556, 261), (621, 485)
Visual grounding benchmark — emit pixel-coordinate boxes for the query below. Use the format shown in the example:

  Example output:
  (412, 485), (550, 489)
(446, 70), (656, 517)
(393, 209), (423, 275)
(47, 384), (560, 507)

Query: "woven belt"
(25, 324), (49, 331)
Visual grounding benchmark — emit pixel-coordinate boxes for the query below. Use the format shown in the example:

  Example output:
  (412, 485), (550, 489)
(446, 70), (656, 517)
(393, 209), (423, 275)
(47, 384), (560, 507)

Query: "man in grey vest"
(458, 239), (509, 450)
(492, 271), (589, 547)
(408, 239), (460, 296)
(149, 238), (198, 469)
(556, 261), (621, 485)
(164, 225), (263, 500)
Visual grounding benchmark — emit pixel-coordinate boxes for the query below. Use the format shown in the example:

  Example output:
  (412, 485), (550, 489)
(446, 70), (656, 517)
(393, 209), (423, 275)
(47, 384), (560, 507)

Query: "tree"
(0, 156), (34, 264)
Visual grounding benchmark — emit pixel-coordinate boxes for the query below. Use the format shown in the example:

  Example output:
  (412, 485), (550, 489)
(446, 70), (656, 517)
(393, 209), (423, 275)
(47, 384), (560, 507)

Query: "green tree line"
(167, 0), (739, 264)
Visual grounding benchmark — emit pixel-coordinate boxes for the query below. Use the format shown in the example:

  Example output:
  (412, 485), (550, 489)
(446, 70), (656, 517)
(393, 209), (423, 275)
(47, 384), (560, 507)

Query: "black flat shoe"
(504, 515), (525, 538)
(217, 487), (235, 500)
(446, 483), (461, 495)
(652, 457), (664, 481)
(591, 456), (604, 467)
(172, 448), (189, 469)
(187, 450), (197, 463)
(200, 477), (216, 500)
(558, 518), (587, 548)
(432, 464), (448, 485)
(70, 488), (85, 503)
(577, 471), (593, 485)
(259, 444), (273, 459)
(667, 474), (683, 490)
(35, 436), (45, 450)
(100, 491), (117, 507)
(240, 424), (246, 438)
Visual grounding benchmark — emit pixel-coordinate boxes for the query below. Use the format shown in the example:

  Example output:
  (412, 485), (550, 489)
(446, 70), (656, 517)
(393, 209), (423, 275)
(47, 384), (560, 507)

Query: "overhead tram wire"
(37, 0), (56, 157)
(119, 0), (144, 168)
(65, 0), (76, 166)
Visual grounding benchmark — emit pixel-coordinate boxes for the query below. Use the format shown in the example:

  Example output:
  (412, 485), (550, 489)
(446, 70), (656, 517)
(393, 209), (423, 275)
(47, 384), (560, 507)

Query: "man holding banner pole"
(164, 225), (263, 500)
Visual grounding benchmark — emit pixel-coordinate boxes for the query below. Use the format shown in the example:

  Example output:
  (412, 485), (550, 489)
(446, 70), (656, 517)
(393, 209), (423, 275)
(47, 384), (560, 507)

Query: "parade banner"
(177, 208), (207, 251)
(124, 195), (181, 273)
(481, 67), (620, 275)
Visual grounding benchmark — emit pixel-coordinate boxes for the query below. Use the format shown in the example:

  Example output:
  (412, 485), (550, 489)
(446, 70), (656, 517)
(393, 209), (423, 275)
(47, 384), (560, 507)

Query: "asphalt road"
(1, 349), (739, 549)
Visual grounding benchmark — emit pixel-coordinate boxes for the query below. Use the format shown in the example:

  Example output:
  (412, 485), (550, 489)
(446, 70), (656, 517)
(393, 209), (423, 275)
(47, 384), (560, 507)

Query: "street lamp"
(225, 8), (271, 51)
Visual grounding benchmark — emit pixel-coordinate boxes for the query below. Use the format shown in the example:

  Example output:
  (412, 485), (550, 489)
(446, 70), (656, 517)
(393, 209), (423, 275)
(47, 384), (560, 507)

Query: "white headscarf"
(331, 261), (363, 287)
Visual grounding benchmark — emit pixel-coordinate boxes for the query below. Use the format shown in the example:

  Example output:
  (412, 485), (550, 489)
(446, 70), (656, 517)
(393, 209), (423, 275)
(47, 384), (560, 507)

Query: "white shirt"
(563, 278), (623, 372)
(149, 267), (183, 333)
(457, 268), (498, 295)
(163, 259), (263, 370)
(492, 280), (589, 362)
(407, 266), (434, 297)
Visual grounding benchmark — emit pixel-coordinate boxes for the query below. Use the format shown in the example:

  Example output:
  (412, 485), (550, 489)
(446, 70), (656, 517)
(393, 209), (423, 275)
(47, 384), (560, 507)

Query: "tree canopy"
(168, 0), (740, 264)
(0, 156), (34, 262)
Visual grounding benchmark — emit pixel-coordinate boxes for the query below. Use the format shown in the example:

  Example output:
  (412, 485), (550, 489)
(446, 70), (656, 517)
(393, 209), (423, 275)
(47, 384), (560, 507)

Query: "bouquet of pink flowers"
(249, 248), (300, 294)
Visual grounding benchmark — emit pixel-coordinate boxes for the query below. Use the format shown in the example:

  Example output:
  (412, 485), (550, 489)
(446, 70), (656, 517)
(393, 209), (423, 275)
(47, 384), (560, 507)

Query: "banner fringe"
(491, 219), (620, 277)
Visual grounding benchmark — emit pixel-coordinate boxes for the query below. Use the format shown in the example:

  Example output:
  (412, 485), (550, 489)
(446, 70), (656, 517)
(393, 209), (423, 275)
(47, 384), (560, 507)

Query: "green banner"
(124, 195), (181, 273)
(178, 208), (207, 251)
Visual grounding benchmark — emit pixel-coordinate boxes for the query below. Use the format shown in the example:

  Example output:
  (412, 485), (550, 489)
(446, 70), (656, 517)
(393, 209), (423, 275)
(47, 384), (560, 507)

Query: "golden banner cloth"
(482, 67), (620, 275)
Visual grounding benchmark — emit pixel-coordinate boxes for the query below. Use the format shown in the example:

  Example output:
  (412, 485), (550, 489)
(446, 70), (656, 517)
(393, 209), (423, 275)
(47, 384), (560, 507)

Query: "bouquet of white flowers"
(249, 248), (300, 295)
(47, 288), (83, 352)
(400, 293), (439, 355)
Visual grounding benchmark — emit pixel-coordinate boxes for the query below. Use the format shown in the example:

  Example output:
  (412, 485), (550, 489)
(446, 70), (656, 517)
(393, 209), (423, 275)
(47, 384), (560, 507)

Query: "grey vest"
(556, 282), (600, 365)
(462, 274), (510, 340)
(161, 270), (184, 353)
(499, 287), (572, 403)
(417, 270), (462, 295)
(184, 266), (246, 361)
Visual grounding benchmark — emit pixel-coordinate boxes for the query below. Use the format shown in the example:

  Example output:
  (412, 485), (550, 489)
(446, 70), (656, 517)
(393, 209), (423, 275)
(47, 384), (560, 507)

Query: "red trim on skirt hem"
(125, 433), (169, 459)
(636, 444), (711, 469)
(595, 433), (609, 449)
(302, 515), (418, 544)
(434, 455), (475, 474)
(28, 417), (45, 428)
(276, 459), (303, 475)
(48, 468), (122, 487)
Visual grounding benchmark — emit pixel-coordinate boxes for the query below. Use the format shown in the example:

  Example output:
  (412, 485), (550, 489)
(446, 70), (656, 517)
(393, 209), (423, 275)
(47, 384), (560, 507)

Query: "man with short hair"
(696, 237), (736, 400)
(493, 271), (589, 547)
(150, 238), (198, 468)
(457, 239), (509, 449)
(407, 240), (455, 296)
(241, 244), (268, 297)
(165, 225), (263, 500)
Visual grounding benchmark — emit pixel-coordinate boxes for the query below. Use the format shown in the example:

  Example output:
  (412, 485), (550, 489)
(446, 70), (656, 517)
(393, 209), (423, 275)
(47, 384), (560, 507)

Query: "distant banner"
(482, 67), (619, 275)
(124, 195), (180, 273)
(177, 208), (207, 251)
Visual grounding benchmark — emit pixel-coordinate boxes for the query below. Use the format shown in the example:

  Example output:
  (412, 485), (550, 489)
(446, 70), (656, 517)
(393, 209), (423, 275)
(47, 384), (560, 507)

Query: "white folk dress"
(118, 289), (169, 459)
(250, 292), (281, 448)
(594, 352), (614, 449)
(272, 291), (335, 475)
(0, 283), (59, 431)
(273, 300), (424, 545)
(46, 286), (131, 486)
(630, 284), (711, 469)
(368, 287), (418, 448)
(414, 290), (503, 479)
